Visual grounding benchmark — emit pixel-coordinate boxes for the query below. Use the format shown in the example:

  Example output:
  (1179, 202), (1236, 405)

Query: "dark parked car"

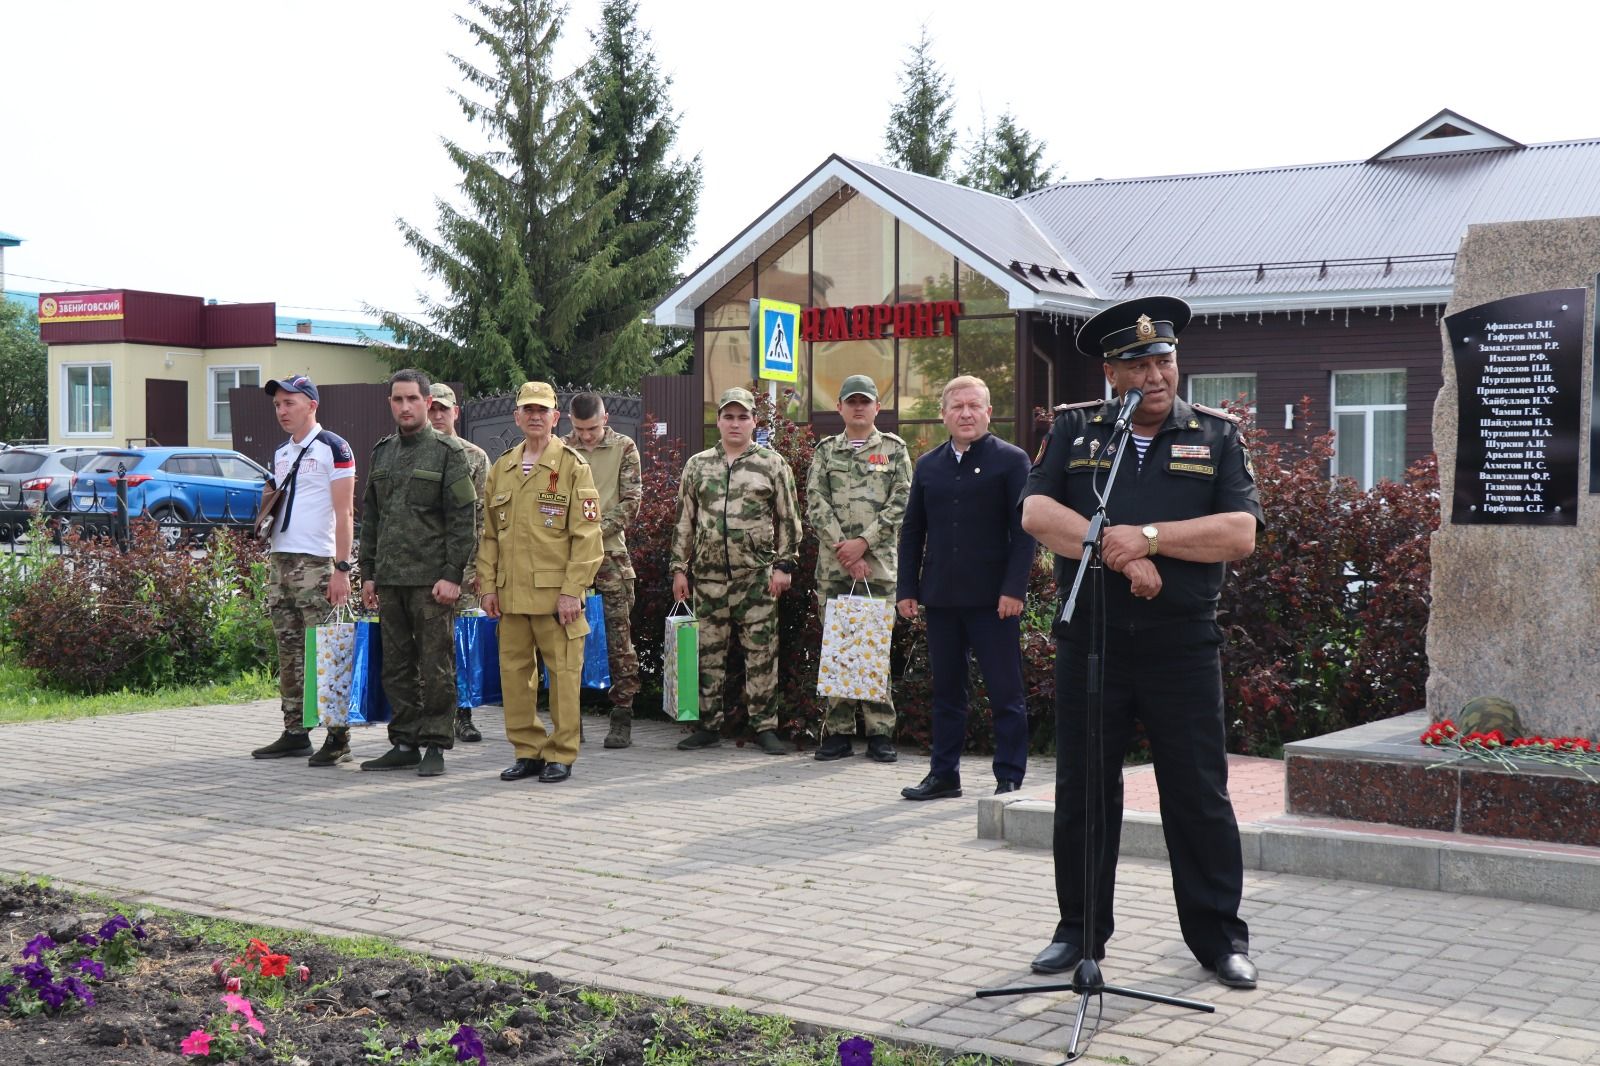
(69, 447), (269, 545)
(0, 446), (108, 539)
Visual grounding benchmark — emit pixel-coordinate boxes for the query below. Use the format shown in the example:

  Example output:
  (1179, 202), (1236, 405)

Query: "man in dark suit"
(896, 375), (1036, 799)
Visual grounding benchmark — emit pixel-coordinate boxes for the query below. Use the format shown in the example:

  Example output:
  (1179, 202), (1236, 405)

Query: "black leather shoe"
(814, 735), (854, 761)
(900, 773), (961, 801)
(677, 729), (721, 750)
(994, 780), (1022, 794)
(251, 731), (312, 759)
(360, 746), (421, 771)
(865, 735), (898, 763)
(538, 762), (572, 783)
(500, 758), (546, 781)
(417, 746), (445, 777)
(1213, 953), (1257, 989)
(1030, 941), (1084, 975)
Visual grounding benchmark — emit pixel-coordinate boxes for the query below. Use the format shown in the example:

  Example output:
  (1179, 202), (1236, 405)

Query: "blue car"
(70, 447), (269, 543)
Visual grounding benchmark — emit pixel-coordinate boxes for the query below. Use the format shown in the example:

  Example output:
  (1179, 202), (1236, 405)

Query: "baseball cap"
(516, 381), (558, 409)
(839, 374), (879, 402)
(264, 374), (319, 402)
(718, 387), (756, 412)
(429, 383), (458, 408)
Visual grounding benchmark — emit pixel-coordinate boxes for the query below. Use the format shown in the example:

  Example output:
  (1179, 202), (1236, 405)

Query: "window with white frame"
(1188, 373), (1257, 416)
(64, 364), (113, 435)
(209, 366), (261, 439)
(1331, 370), (1406, 488)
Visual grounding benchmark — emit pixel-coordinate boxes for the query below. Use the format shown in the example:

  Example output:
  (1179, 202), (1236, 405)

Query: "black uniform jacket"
(1022, 397), (1263, 636)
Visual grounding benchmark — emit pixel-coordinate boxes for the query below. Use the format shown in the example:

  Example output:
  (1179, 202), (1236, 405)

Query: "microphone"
(1112, 388), (1144, 433)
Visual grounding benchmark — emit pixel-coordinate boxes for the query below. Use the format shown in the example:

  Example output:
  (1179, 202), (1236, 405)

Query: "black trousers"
(1050, 620), (1248, 965)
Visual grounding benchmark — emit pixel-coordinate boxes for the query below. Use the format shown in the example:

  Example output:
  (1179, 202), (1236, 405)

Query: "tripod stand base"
(977, 959), (1215, 1062)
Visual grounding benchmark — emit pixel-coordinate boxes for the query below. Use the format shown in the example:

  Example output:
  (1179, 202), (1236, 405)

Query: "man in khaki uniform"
(563, 391), (642, 748)
(428, 383), (491, 742)
(478, 381), (604, 783)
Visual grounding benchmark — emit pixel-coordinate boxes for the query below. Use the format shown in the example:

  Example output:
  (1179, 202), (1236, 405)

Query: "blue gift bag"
(541, 593), (611, 690)
(455, 613), (502, 709)
(348, 619), (393, 725)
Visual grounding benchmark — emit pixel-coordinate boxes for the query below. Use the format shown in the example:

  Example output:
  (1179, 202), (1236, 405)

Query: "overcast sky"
(4, 0), (1598, 324)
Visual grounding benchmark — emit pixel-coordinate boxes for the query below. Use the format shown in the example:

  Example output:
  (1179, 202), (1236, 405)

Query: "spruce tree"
(956, 108), (995, 192)
(375, 0), (633, 395)
(579, 0), (702, 378)
(983, 111), (1057, 198)
(883, 26), (957, 179)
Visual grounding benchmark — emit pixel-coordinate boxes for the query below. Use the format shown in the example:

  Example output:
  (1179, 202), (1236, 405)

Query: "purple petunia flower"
(449, 1024), (488, 1065)
(402, 1036), (422, 1052)
(61, 976), (95, 1006)
(15, 961), (54, 990)
(22, 934), (56, 961)
(77, 933), (99, 948)
(838, 1035), (875, 1066)
(0, 983), (14, 1008)
(96, 915), (131, 940)
(73, 958), (107, 981)
(132, 925), (148, 941)
(37, 982), (70, 1010)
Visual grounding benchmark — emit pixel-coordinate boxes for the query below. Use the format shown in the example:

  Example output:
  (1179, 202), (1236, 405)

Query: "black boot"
(454, 709), (482, 743)
(307, 727), (351, 767)
(251, 731), (312, 760)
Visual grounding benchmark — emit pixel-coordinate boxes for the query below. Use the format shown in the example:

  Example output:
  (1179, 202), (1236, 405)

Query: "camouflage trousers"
(457, 558), (481, 614)
(378, 585), (457, 750)
(267, 552), (333, 733)
(595, 551), (639, 707)
(815, 574), (896, 738)
(695, 570), (779, 732)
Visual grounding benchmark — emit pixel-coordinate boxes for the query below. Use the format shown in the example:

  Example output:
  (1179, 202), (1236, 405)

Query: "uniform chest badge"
(1072, 435), (1084, 447)
(583, 498), (600, 522)
(867, 453), (888, 467)
(539, 503), (566, 516)
(1088, 439), (1101, 458)
(548, 470), (559, 493)
(1171, 444), (1212, 459)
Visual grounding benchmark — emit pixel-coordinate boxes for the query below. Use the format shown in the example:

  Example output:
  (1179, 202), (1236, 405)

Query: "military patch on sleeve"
(582, 497), (599, 522)
(1033, 430), (1051, 466)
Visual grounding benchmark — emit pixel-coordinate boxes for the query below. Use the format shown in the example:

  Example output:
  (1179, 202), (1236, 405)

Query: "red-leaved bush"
(1220, 397), (1439, 754)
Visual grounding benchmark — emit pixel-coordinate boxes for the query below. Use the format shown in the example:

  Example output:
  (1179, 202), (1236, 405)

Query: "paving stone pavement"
(4, 704), (1600, 1065)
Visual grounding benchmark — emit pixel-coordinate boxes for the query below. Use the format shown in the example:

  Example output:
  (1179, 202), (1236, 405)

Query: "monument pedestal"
(1285, 711), (1600, 847)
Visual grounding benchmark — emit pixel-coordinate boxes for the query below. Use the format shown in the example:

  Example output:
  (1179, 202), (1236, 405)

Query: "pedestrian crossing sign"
(752, 298), (800, 383)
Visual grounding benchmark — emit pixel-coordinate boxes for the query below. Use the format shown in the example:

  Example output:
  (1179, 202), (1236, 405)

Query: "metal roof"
(656, 123), (1600, 325)
(0, 230), (21, 247)
(1017, 137), (1600, 310)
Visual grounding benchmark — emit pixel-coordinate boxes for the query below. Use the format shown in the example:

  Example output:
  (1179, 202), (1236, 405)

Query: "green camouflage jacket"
(805, 428), (912, 586)
(671, 444), (801, 578)
(358, 426), (478, 586)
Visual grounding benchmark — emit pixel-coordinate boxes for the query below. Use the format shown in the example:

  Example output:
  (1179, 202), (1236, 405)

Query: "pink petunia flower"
(180, 1029), (212, 1055)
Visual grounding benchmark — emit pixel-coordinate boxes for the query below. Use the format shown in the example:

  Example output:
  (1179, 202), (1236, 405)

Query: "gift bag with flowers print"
(663, 600), (700, 721)
(301, 606), (357, 728)
(816, 583), (894, 704)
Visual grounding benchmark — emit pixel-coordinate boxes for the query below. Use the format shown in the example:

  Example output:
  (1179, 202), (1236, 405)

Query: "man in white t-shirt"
(250, 374), (359, 766)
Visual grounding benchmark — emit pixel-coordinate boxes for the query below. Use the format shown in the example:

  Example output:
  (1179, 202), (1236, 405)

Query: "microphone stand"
(975, 398), (1213, 1063)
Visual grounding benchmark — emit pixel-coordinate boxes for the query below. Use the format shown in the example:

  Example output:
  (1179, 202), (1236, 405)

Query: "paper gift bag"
(301, 611), (356, 728)
(455, 612), (502, 709)
(540, 592), (612, 690)
(348, 618), (393, 725)
(663, 601), (699, 721)
(817, 590), (895, 703)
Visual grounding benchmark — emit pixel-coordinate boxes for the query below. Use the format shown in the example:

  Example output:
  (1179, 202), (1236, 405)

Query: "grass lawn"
(0, 660), (276, 725)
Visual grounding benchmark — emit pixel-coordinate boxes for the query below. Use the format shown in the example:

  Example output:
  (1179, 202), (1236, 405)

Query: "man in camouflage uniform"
(563, 392), (642, 748)
(670, 386), (802, 755)
(806, 374), (912, 763)
(479, 381), (604, 784)
(358, 369), (479, 777)
(427, 382), (490, 742)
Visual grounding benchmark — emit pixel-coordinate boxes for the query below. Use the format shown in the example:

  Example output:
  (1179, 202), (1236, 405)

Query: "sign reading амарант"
(1446, 288), (1585, 525)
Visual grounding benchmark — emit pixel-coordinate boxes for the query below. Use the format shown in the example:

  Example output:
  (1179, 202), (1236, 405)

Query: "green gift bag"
(663, 600), (699, 722)
(302, 627), (319, 729)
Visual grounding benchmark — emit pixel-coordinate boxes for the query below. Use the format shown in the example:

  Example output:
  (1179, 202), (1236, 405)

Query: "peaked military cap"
(1076, 296), (1192, 360)
(516, 381), (558, 408)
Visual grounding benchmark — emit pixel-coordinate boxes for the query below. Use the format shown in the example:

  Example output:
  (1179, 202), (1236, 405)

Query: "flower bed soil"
(0, 881), (810, 1065)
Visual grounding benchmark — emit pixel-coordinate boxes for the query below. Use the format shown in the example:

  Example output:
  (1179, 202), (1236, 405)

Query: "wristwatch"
(334, 560), (353, 573)
(772, 560), (796, 574)
(1141, 525), (1159, 558)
